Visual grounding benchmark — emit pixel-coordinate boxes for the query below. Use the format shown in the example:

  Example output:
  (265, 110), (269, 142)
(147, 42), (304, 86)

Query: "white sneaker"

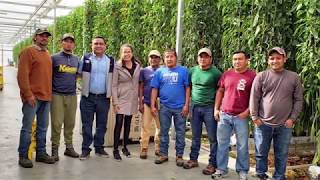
(239, 172), (248, 180)
(211, 170), (228, 179)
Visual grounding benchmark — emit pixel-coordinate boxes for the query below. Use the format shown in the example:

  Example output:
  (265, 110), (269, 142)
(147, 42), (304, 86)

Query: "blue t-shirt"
(139, 66), (158, 106)
(151, 65), (190, 109)
(52, 52), (79, 95)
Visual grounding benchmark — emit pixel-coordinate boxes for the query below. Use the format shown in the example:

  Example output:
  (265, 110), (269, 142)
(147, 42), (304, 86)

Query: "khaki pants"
(140, 104), (160, 151)
(50, 94), (77, 148)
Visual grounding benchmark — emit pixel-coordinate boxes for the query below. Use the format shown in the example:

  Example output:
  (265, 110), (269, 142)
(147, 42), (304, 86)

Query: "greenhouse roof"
(0, 0), (85, 46)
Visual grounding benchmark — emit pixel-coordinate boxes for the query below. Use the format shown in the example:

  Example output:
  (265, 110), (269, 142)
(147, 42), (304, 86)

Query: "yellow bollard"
(28, 119), (37, 159)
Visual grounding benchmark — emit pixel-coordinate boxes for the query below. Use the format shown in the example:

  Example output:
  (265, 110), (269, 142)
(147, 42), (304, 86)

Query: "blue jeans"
(80, 95), (110, 153)
(254, 124), (292, 180)
(159, 104), (186, 157)
(189, 104), (217, 166)
(18, 100), (50, 157)
(216, 111), (249, 174)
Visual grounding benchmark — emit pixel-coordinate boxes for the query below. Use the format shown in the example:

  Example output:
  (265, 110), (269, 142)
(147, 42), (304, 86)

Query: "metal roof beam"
(0, 10), (54, 19)
(0, 1), (75, 9)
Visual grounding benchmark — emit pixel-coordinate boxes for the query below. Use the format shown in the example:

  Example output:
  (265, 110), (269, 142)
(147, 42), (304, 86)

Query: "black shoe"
(95, 149), (109, 158)
(35, 153), (55, 164)
(113, 150), (122, 161)
(122, 148), (131, 158)
(19, 157), (33, 168)
(79, 151), (90, 161)
(64, 147), (79, 158)
(253, 174), (270, 180)
(52, 148), (59, 161)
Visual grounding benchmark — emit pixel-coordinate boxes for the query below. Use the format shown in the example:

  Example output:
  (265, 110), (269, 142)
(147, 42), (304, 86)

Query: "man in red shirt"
(212, 51), (256, 180)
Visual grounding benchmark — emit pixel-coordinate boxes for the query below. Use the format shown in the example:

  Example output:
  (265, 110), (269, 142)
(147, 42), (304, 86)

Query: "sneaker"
(140, 148), (147, 159)
(176, 156), (184, 167)
(183, 160), (199, 169)
(79, 151), (90, 161)
(239, 172), (248, 180)
(253, 174), (270, 180)
(52, 147), (59, 161)
(64, 147), (79, 158)
(203, 164), (216, 175)
(19, 156), (33, 168)
(113, 150), (122, 161)
(35, 153), (56, 164)
(122, 148), (131, 158)
(95, 149), (109, 158)
(154, 155), (168, 164)
(211, 170), (228, 179)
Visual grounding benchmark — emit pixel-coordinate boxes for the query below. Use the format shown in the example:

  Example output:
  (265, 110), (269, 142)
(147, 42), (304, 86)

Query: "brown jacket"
(17, 45), (52, 102)
(112, 60), (141, 115)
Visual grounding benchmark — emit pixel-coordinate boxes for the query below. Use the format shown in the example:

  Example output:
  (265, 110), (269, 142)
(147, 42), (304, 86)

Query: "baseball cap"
(268, 47), (286, 57)
(34, 28), (51, 36)
(148, 50), (161, 57)
(61, 33), (75, 41)
(198, 48), (212, 57)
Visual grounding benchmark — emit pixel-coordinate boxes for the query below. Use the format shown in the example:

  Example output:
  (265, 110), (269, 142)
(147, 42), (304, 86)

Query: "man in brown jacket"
(17, 28), (55, 168)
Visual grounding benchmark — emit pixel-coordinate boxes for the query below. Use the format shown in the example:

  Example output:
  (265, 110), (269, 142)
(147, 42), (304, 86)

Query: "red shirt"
(218, 69), (256, 115)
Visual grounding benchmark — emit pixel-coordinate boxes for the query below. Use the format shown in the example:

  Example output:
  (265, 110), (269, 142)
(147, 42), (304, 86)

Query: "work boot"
(176, 156), (184, 167)
(19, 156), (33, 168)
(52, 147), (59, 161)
(64, 147), (79, 158)
(140, 148), (148, 159)
(35, 153), (56, 164)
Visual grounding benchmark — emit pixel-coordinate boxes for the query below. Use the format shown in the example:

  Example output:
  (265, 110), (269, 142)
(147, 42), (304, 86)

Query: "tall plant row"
(12, 0), (320, 163)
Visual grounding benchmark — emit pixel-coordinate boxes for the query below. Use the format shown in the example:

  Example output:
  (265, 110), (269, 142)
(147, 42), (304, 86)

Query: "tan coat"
(112, 61), (141, 115)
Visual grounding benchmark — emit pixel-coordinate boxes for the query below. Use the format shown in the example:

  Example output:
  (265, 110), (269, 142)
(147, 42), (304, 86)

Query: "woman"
(112, 43), (141, 161)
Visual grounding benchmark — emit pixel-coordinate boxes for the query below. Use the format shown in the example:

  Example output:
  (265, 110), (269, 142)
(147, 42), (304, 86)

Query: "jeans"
(18, 100), (50, 157)
(159, 104), (186, 157)
(216, 111), (249, 174)
(254, 124), (292, 180)
(80, 95), (110, 153)
(189, 104), (217, 166)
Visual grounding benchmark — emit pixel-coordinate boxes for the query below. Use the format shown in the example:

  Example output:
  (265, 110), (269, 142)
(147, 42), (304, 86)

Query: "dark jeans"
(254, 124), (292, 180)
(80, 95), (110, 153)
(189, 104), (217, 166)
(113, 114), (132, 150)
(18, 100), (50, 157)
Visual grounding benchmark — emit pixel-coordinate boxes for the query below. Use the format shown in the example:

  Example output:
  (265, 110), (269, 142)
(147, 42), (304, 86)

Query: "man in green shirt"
(183, 48), (221, 175)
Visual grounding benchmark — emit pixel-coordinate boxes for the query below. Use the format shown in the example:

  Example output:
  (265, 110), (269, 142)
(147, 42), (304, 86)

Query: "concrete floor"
(0, 66), (255, 180)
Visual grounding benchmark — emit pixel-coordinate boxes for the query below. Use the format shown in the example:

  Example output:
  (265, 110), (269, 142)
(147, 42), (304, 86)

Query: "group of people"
(16, 28), (303, 180)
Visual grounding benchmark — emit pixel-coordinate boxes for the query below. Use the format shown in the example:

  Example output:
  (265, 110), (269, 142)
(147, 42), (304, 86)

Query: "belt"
(89, 92), (106, 97)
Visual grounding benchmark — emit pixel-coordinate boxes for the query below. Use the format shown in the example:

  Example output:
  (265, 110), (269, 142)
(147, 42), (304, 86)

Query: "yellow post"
(28, 119), (37, 159)
(0, 66), (3, 91)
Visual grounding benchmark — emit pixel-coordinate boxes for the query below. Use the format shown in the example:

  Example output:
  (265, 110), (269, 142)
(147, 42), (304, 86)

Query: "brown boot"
(64, 147), (79, 158)
(140, 148), (148, 159)
(52, 147), (59, 161)
(154, 155), (168, 164)
(176, 156), (184, 167)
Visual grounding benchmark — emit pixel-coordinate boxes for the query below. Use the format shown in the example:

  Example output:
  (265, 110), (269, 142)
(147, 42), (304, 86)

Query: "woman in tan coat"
(112, 43), (141, 161)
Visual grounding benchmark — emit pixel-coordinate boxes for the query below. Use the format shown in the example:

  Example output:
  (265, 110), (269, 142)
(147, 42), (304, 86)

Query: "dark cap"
(34, 28), (51, 36)
(268, 47), (286, 57)
(61, 33), (75, 41)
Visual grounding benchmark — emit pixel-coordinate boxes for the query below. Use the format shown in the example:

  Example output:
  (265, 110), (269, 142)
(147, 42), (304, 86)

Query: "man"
(250, 47), (303, 180)
(78, 36), (114, 160)
(150, 49), (190, 167)
(212, 51), (256, 179)
(50, 33), (80, 161)
(139, 50), (162, 159)
(183, 48), (221, 175)
(17, 28), (56, 168)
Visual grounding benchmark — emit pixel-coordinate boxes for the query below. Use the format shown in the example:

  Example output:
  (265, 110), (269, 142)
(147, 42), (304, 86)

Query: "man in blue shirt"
(78, 36), (114, 160)
(151, 49), (190, 166)
(139, 50), (162, 159)
(51, 34), (79, 161)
